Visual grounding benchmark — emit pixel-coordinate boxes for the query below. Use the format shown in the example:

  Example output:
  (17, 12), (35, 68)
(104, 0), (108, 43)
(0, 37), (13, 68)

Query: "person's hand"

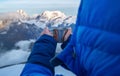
(63, 27), (72, 42)
(40, 27), (53, 37)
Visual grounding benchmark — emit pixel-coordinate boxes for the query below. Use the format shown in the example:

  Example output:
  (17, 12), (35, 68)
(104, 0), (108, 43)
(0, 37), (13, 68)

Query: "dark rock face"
(0, 22), (42, 51)
(0, 21), (75, 53)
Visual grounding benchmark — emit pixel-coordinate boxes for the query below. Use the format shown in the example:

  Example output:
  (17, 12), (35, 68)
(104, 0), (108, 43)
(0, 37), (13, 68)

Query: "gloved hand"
(28, 27), (57, 74)
(50, 28), (72, 70)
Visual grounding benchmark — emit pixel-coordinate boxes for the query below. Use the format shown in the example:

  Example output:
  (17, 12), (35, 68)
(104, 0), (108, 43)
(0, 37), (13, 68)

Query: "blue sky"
(0, 0), (79, 4)
(0, 0), (80, 8)
(0, 0), (80, 15)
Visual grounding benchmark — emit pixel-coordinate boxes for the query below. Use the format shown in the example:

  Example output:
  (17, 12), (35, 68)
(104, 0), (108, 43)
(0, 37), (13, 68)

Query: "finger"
(67, 27), (72, 34)
(68, 27), (72, 30)
(45, 27), (51, 32)
(44, 27), (48, 29)
(40, 27), (48, 36)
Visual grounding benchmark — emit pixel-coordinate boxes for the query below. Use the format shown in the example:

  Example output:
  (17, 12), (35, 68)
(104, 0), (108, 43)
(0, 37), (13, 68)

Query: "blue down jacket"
(21, 0), (120, 76)
(56, 0), (120, 76)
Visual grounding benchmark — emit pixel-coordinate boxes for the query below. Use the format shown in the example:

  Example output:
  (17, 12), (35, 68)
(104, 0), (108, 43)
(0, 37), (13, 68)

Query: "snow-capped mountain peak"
(40, 11), (66, 20)
(17, 10), (28, 18)
(20, 10), (76, 28)
(63, 16), (76, 25)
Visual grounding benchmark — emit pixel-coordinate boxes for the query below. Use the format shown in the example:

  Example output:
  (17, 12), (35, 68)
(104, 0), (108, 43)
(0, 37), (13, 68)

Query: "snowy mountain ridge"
(0, 10), (76, 51)
(0, 10), (28, 29)
(17, 9), (28, 18)
(0, 10), (28, 21)
(40, 11), (66, 20)
(22, 10), (76, 28)
(0, 10), (76, 30)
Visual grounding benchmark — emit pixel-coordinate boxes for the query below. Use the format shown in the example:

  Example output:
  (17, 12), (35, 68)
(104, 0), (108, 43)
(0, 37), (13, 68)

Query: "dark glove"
(27, 34), (57, 73)
(50, 35), (72, 70)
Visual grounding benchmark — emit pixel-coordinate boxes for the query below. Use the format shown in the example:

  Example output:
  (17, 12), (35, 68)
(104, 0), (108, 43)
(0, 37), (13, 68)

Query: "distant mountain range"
(0, 10), (76, 52)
